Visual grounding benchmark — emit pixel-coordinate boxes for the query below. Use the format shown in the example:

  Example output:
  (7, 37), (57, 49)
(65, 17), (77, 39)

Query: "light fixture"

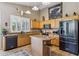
(21, 10), (24, 16)
(25, 10), (31, 14)
(16, 8), (31, 16)
(16, 8), (20, 13)
(32, 6), (39, 11)
(42, 2), (50, 5)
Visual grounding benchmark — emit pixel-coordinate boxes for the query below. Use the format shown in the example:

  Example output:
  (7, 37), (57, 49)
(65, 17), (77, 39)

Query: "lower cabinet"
(17, 33), (30, 47)
(51, 35), (59, 46)
(17, 32), (41, 47)
(3, 32), (41, 50)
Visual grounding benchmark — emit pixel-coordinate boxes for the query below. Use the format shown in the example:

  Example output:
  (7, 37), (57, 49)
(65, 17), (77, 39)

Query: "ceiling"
(10, 2), (60, 10)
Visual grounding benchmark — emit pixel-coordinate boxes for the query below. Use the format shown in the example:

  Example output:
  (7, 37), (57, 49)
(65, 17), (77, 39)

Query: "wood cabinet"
(39, 22), (43, 29)
(31, 16), (79, 29)
(39, 19), (60, 29)
(55, 20), (60, 28)
(17, 32), (41, 47)
(17, 33), (30, 47)
(50, 20), (56, 28)
(31, 19), (60, 29)
(31, 20), (40, 29)
(51, 35), (59, 46)
(50, 20), (60, 28)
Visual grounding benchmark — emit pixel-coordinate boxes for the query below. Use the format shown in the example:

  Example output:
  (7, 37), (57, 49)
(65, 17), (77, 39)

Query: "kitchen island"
(30, 35), (51, 56)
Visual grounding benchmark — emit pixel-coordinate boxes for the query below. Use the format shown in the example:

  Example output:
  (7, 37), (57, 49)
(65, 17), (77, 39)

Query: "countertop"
(30, 35), (51, 40)
(3, 34), (18, 37)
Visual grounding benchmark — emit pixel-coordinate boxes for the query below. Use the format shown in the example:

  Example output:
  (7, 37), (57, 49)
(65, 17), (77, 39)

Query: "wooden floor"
(24, 45), (75, 56)
(51, 46), (75, 56)
(0, 45), (75, 56)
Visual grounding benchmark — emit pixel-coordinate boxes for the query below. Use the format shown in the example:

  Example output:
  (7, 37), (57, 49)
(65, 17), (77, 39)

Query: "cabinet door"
(51, 20), (55, 28)
(31, 20), (35, 28)
(18, 34), (26, 47)
(51, 36), (59, 46)
(31, 20), (40, 29)
(55, 20), (59, 28)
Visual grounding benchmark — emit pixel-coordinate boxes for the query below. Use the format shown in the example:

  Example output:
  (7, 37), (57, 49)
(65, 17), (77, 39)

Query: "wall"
(0, 2), (40, 31)
(39, 2), (79, 20)
(63, 2), (79, 16)
(39, 8), (48, 21)
(1, 2), (79, 31)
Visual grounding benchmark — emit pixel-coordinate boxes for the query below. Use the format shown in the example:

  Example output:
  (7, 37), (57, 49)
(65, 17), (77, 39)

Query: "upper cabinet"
(31, 20), (40, 29)
(40, 19), (60, 29)
(31, 16), (79, 29)
(54, 19), (60, 28)
(31, 19), (60, 29)
(10, 15), (30, 32)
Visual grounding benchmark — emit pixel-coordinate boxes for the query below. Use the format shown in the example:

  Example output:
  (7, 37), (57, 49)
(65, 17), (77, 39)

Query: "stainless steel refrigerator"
(59, 20), (79, 55)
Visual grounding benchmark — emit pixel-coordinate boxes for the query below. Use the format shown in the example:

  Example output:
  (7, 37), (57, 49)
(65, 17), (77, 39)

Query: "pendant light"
(20, 10), (24, 16)
(16, 8), (31, 15)
(32, 6), (39, 11)
(25, 10), (31, 14)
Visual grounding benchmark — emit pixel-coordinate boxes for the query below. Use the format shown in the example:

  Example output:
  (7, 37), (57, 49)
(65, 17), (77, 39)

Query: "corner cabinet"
(10, 15), (30, 32)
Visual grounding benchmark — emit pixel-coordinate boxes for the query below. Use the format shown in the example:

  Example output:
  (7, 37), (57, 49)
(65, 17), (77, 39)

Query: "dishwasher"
(3, 35), (18, 51)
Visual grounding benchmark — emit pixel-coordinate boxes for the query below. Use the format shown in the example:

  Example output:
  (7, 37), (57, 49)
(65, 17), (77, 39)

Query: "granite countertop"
(30, 35), (51, 40)
(3, 34), (18, 37)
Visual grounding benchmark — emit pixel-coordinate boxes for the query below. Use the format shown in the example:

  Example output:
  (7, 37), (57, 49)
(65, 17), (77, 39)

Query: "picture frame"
(48, 2), (62, 19)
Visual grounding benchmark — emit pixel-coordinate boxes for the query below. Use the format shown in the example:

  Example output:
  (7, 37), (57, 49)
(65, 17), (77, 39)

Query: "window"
(10, 15), (30, 32)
